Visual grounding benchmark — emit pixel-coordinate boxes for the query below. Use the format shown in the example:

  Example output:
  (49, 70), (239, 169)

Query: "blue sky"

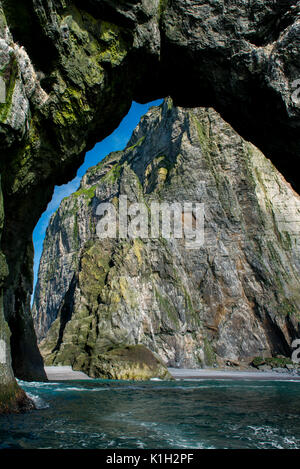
(32, 99), (163, 295)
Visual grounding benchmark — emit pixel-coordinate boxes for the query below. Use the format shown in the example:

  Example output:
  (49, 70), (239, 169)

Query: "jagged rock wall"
(33, 101), (300, 376)
(0, 0), (299, 402)
(0, 177), (34, 412)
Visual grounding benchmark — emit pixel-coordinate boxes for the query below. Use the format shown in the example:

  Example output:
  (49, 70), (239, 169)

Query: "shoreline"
(168, 368), (300, 382)
(44, 366), (92, 381)
(44, 365), (300, 382)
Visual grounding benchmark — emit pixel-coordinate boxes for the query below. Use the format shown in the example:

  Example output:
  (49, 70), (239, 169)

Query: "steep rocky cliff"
(33, 100), (300, 377)
(0, 0), (300, 405)
(0, 177), (34, 412)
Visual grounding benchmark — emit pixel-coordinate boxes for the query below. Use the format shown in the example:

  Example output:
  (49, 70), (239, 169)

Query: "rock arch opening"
(0, 0), (300, 409)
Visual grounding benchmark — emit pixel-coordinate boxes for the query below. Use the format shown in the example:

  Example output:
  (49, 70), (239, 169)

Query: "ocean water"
(0, 379), (299, 449)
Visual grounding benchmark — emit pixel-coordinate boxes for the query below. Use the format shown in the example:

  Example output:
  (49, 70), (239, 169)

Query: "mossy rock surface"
(0, 381), (35, 414)
(251, 356), (293, 369)
(88, 344), (173, 381)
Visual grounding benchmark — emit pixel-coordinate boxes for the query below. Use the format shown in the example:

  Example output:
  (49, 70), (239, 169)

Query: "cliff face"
(33, 100), (300, 377)
(0, 0), (300, 404)
(0, 177), (34, 413)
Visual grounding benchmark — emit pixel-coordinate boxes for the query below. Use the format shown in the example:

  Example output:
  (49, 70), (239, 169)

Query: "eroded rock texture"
(0, 0), (299, 400)
(0, 177), (34, 413)
(33, 100), (300, 377)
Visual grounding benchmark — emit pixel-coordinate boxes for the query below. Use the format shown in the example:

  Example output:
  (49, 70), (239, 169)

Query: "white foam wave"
(54, 387), (111, 392)
(26, 392), (49, 410)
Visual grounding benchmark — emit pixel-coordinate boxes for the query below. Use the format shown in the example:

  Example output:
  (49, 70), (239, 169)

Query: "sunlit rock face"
(33, 100), (300, 377)
(0, 0), (299, 399)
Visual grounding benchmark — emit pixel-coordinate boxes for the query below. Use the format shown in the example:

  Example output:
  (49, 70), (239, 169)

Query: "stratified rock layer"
(33, 100), (300, 376)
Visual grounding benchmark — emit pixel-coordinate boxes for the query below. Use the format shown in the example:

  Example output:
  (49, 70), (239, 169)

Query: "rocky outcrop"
(0, 0), (300, 402)
(82, 344), (173, 380)
(33, 100), (300, 376)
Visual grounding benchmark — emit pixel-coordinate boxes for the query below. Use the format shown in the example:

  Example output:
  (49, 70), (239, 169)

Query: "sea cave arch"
(0, 0), (299, 405)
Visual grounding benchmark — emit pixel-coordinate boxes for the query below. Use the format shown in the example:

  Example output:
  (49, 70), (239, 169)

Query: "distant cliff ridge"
(32, 100), (300, 378)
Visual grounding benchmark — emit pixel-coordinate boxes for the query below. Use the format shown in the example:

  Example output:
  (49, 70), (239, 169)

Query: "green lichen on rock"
(88, 345), (173, 380)
(251, 356), (293, 369)
(155, 288), (180, 328)
(79, 241), (112, 303)
(144, 154), (176, 193)
(203, 338), (217, 367)
(158, 0), (169, 20)
(103, 162), (122, 184)
(127, 136), (145, 152)
(53, 85), (90, 128)
(0, 381), (35, 414)
(190, 114), (209, 150)
(72, 185), (97, 202)
(0, 56), (18, 122)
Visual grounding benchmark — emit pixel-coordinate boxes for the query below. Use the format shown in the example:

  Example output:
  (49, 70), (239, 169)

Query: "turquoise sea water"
(0, 379), (299, 449)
